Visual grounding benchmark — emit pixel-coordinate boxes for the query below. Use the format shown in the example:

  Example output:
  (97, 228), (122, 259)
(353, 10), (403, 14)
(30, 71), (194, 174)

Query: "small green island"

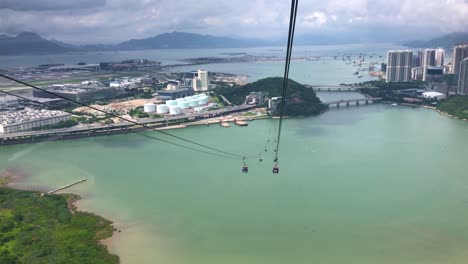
(437, 95), (468, 120)
(0, 184), (119, 264)
(217, 77), (328, 116)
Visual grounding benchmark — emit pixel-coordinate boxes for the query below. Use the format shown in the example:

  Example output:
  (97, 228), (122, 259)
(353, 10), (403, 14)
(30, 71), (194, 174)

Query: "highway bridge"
(324, 98), (382, 107)
(305, 85), (358, 92)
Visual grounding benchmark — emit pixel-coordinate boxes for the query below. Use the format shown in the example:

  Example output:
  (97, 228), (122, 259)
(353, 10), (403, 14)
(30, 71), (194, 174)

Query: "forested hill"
(0, 187), (118, 263)
(218, 77), (328, 116)
(437, 95), (468, 119)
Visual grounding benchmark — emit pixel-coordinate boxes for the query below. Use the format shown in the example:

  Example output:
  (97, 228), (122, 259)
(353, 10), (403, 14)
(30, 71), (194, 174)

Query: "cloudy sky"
(0, 0), (467, 44)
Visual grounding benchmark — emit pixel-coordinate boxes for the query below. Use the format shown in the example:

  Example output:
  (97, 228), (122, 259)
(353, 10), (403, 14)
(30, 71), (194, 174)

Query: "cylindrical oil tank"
(198, 96), (209, 105)
(169, 106), (182, 115)
(166, 100), (177, 107)
(156, 104), (168, 114)
(188, 99), (199, 107)
(143, 103), (156, 113)
(176, 100), (186, 106)
(179, 101), (189, 109)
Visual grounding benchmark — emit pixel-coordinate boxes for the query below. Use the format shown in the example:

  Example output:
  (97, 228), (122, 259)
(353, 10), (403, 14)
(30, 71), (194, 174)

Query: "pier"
(43, 178), (87, 196)
(234, 120), (248, 126)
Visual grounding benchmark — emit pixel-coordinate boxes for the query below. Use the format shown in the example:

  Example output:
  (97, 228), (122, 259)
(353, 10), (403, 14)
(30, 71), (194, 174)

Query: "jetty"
(220, 122), (231, 128)
(234, 120), (248, 126)
(42, 178), (87, 196)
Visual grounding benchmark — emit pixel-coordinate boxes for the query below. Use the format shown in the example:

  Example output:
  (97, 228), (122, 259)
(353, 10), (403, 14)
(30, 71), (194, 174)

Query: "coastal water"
(0, 43), (401, 85)
(2, 103), (468, 263)
(2, 44), (468, 263)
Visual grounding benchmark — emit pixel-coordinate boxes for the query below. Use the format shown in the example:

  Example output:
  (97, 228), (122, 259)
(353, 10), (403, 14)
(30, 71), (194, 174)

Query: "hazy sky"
(0, 0), (467, 44)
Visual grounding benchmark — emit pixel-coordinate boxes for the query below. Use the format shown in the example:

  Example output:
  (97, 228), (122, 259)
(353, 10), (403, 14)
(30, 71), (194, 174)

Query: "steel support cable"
(0, 89), (239, 160)
(274, 0), (299, 163)
(0, 73), (245, 158)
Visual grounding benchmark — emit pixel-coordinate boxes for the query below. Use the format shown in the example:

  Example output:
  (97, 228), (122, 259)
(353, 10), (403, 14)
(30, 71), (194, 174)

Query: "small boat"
(392, 103), (397, 106)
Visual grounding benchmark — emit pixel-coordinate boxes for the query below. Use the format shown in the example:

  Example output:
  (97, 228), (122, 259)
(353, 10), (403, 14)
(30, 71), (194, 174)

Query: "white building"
(422, 92), (446, 100)
(192, 70), (209, 91)
(166, 83), (179, 90)
(386, 50), (413, 82)
(0, 108), (71, 134)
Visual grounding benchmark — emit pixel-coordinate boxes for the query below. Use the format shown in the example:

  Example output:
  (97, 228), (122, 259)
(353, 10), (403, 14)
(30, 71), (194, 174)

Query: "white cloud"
(0, 0), (467, 43)
(303, 12), (328, 28)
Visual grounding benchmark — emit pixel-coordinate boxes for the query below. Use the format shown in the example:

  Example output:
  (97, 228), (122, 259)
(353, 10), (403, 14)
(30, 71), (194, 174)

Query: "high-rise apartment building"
(386, 50), (413, 82)
(192, 69), (209, 91)
(458, 58), (468, 95)
(452, 44), (468, 75)
(422, 49), (437, 81)
(435, 49), (444, 67)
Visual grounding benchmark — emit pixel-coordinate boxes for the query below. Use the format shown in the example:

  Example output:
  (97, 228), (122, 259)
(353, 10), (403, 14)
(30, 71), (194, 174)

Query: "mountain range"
(2, 31), (468, 56)
(0, 32), (272, 55)
(0, 31), (369, 56)
(403, 32), (468, 49)
(0, 32), (78, 55)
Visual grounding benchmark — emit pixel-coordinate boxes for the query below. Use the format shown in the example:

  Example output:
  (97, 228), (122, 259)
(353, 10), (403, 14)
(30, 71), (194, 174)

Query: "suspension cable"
(274, 0), (299, 163)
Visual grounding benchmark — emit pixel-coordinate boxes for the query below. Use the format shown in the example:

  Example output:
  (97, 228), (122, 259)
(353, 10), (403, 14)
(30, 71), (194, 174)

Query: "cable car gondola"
(272, 164), (279, 174)
(242, 157), (249, 173)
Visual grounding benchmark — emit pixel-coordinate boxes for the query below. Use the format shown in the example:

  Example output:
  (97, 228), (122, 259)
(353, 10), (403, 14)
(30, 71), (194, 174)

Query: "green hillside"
(217, 77), (327, 116)
(0, 187), (118, 264)
(437, 95), (468, 119)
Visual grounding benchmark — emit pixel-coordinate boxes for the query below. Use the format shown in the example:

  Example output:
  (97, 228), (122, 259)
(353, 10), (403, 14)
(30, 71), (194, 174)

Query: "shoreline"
(0, 169), (120, 262)
(436, 109), (468, 122)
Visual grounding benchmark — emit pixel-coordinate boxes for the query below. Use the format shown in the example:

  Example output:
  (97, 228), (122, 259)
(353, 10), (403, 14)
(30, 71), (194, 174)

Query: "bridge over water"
(324, 97), (382, 107)
(305, 85), (358, 92)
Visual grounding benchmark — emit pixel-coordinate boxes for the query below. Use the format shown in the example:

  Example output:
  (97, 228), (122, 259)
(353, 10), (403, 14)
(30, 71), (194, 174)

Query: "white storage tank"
(176, 100), (187, 106)
(144, 103), (156, 113)
(188, 99), (199, 107)
(156, 104), (169, 114)
(169, 106), (182, 115)
(179, 101), (190, 109)
(198, 96), (209, 105)
(166, 100), (177, 107)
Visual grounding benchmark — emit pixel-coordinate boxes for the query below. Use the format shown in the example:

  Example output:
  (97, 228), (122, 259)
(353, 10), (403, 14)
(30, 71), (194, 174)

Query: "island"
(0, 181), (119, 264)
(216, 77), (328, 116)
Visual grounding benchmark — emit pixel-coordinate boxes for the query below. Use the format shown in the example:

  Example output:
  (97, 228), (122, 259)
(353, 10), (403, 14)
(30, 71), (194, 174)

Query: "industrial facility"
(0, 95), (19, 111)
(33, 84), (118, 103)
(0, 108), (71, 133)
(144, 94), (212, 115)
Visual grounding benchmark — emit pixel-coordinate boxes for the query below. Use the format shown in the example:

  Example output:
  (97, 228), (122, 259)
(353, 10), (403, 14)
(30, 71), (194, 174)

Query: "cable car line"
(0, 73), (246, 159)
(273, 0), (299, 173)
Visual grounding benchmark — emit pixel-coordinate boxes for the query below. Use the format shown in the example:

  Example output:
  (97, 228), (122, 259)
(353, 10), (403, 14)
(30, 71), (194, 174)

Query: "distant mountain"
(0, 32), (77, 55)
(116, 31), (269, 50)
(403, 32), (468, 49)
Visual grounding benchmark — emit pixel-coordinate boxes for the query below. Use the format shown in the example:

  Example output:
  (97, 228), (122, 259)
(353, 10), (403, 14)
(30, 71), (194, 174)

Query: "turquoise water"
(2, 104), (468, 264)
